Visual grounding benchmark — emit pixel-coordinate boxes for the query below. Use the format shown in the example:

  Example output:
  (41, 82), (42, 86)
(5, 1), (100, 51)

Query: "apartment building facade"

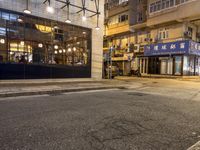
(104, 0), (149, 76)
(104, 0), (200, 77)
(143, 0), (200, 76)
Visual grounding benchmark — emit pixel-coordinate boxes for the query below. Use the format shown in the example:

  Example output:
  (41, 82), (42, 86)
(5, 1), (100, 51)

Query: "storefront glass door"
(174, 56), (182, 75)
(161, 60), (167, 74)
(140, 58), (148, 74)
(160, 58), (173, 75)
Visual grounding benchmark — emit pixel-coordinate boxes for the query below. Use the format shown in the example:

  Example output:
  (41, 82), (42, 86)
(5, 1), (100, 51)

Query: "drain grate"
(48, 91), (64, 96)
(128, 92), (147, 96)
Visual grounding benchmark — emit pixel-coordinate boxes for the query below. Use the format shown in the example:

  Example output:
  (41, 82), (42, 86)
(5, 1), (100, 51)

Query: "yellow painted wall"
(106, 22), (130, 36)
(150, 23), (184, 43)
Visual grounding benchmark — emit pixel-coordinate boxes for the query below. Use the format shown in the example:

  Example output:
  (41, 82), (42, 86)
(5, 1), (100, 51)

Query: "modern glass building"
(0, 9), (91, 79)
(0, 0), (104, 79)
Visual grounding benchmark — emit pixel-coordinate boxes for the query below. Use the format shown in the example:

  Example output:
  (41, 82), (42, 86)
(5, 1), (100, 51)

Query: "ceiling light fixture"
(24, 9), (31, 14)
(65, 19), (71, 23)
(59, 49), (62, 53)
(38, 43), (43, 48)
(53, 24), (59, 29)
(94, 0), (100, 31)
(82, 14), (87, 21)
(45, 0), (54, 14)
(17, 18), (23, 22)
(54, 45), (58, 49)
(0, 39), (5, 44)
(68, 48), (72, 52)
(20, 41), (25, 46)
(44, 0), (101, 29)
(64, 1), (71, 23)
(47, 6), (54, 13)
(95, 26), (100, 30)
(24, 0), (32, 14)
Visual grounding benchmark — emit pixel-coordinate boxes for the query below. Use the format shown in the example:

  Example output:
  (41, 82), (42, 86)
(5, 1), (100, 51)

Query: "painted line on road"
(187, 141), (200, 150)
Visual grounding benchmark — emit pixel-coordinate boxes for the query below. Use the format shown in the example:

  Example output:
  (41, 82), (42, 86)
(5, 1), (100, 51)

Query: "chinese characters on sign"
(144, 40), (190, 56)
(189, 41), (200, 56)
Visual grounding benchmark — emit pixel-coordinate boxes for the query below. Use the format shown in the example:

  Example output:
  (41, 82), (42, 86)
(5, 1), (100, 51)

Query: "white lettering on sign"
(170, 44), (176, 49)
(162, 45), (167, 50)
(198, 45), (200, 51)
(154, 45), (158, 51)
(195, 44), (198, 50)
(180, 43), (185, 49)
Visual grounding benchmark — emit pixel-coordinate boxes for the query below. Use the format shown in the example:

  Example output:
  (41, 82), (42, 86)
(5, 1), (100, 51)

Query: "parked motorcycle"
(128, 69), (141, 77)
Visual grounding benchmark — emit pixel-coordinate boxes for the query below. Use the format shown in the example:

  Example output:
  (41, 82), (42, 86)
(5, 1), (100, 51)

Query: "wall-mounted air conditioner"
(134, 44), (140, 53)
(184, 31), (192, 38)
(144, 38), (153, 42)
(122, 1), (128, 6)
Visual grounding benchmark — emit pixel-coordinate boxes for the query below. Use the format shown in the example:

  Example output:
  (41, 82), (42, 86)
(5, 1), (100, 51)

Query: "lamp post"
(109, 46), (114, 79)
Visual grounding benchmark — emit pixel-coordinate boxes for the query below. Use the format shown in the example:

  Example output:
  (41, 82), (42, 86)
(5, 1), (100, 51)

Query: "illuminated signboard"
(144, 40), (200, 56)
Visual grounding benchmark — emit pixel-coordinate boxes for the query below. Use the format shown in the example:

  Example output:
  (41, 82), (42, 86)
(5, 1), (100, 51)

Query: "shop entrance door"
(160, 58), (173, 75)
(161, 60), (167, 74)
(148, 57), (160, 74)
(140, 58), (148, 74)
(174, 56), (183, 75)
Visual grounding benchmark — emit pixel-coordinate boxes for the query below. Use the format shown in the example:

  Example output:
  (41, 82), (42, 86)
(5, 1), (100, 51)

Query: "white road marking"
(187, 141), (200, 150)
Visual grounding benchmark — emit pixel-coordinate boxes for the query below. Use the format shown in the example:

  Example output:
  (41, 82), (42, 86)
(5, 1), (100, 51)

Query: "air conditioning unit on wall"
(122, 1), (128, 6)
(134, 44), (140, 53)
(144, 38), (153, 42)
(154, 37), (160, 43)
(196, 33), (200, 38)
(184, 31), (192, 38)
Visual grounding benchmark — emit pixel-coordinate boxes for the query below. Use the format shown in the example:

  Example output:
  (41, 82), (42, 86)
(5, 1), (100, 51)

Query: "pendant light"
(24, 0), (32, 14)
(94, 0), (100, 30)
(46, 0), (54, 14)
(81, 0), (87, 21)
(95, 14), (100, 30)
(65, 1), (71, 23)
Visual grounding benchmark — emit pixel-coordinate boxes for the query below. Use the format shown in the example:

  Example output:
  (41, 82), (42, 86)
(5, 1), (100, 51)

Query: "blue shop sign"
(144, 40), (190, 56)
(189, 41), (200, 56)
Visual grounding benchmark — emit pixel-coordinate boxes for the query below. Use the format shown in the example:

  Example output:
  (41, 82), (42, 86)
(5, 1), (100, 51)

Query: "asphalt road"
(0, 83), (200, 150)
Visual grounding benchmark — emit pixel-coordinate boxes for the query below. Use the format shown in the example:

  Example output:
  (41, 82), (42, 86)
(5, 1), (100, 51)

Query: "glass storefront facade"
(147, 55), (200, 76)
(0, 9), (92, 79)
(144, 40), (200, 76)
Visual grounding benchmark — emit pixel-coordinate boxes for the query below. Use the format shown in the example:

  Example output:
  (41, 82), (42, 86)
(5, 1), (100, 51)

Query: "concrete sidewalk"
(0, 78), (125, 98)
(115, 75), (200, 81)
(0, 78), (105, 86)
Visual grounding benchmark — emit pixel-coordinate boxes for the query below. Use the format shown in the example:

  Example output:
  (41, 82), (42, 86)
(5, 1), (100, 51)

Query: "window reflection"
(0, 9), (91, 66)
